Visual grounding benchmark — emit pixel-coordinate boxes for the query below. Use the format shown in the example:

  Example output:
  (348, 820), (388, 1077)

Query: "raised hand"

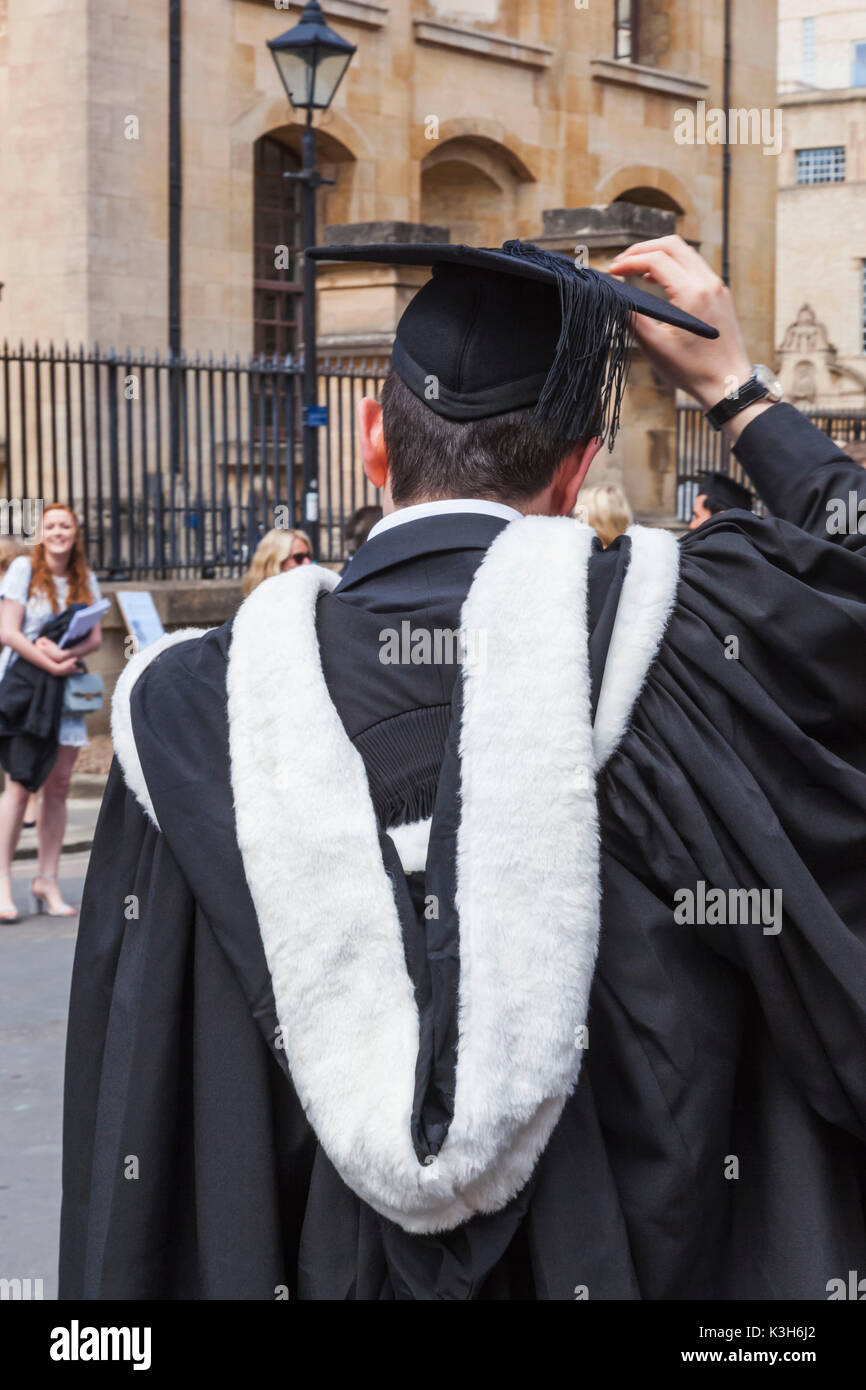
(608, 236), (753, 411)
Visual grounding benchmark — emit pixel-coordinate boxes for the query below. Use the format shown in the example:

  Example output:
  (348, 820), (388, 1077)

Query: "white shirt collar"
(367, 498), (522, 541)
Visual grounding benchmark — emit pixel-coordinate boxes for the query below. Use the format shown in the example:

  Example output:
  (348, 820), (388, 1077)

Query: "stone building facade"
(0, 0), (778, 525)
(775, 0), (866, 408)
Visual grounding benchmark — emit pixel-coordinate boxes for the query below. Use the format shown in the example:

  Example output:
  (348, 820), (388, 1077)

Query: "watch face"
(753, 363), (784, 401)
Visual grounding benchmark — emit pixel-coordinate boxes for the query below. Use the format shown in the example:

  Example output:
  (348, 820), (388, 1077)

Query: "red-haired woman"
(0, 505), (103, 920)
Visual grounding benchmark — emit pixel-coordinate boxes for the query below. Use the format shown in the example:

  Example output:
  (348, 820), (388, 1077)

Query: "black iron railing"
(7, 345), (863, 567)
(0, 342), (388, 577)
(675, 402), (866, 522)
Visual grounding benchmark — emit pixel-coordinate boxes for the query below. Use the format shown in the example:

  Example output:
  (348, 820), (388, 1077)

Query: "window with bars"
(614, 0), (638, 61)
(253, 134), (303, 360)
(795, 146), (845, 184)
(802, 17), (815, 84)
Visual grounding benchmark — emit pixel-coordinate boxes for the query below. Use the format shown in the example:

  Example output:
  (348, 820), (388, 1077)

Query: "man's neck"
(381, 484), (564, 519)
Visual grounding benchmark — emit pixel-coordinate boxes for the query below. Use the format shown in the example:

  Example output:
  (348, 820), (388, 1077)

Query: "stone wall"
(776, 90), (866, 389)
(779, 0), (866, 93)
(0, 0), (779, 523)
(1, 0), (170, 349)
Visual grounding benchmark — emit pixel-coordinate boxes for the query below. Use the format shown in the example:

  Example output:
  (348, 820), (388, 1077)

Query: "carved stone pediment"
(776, 304), (866, 409)
(778, 304), (831, 356)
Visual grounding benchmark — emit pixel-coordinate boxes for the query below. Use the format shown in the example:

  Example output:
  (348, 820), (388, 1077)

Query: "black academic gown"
(60, 404), (866, 1300)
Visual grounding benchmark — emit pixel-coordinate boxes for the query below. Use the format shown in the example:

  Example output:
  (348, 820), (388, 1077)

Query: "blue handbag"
(62, 670), (104, 713)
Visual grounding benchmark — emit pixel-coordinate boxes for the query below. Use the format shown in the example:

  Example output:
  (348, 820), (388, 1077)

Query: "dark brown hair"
(380, 370), (582, 506)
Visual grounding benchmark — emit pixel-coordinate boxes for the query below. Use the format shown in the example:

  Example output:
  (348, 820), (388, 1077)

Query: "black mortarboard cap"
(699, 471), (754, 513)
(306, 240), (719, 447)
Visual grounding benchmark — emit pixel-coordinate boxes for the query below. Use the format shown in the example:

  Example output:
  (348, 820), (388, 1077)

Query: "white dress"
(0, 554), (102, 748)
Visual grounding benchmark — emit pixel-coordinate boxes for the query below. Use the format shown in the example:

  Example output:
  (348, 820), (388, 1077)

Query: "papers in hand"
(59, 599), (111, 648)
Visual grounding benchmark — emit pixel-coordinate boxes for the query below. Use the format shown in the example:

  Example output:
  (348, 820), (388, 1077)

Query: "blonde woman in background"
(241, 528), (312, 598)
(574, 484), (633, 548)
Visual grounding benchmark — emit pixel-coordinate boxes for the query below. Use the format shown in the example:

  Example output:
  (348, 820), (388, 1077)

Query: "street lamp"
(268, 1), (356, 557)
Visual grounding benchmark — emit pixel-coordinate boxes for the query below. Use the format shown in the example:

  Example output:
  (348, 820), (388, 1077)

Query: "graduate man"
(688, 470), (754, 529)
(60, 236), (866, 1301)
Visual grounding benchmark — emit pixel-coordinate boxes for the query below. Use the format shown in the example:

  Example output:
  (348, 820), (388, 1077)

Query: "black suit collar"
(335, 511), (513, 593)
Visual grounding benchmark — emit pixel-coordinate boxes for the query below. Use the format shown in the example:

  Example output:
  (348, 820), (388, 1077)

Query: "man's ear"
(358, 397), (388, 491)
(555, 436), (604, 516)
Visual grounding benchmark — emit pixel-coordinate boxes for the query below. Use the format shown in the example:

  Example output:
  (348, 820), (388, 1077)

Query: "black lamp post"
(268, 1), (356, 557)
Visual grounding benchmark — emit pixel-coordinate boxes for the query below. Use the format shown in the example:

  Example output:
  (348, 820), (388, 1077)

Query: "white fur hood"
(111, 517), (679, 1233)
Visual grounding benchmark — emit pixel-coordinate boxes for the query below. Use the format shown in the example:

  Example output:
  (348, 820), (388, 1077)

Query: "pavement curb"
(15, 839), (94, 862)
(6, 774), (107, 860)
(70, 773), (108, 800)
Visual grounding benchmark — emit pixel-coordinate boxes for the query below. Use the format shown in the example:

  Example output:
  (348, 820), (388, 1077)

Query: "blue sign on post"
(304, 404), (329, 427)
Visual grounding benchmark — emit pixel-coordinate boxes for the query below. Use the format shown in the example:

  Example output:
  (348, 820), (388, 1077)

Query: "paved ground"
(0, 852), (88, 1300)
(14, 797), (101, 861)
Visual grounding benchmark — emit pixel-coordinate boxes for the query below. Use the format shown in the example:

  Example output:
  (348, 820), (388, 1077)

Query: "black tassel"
(501, 240), (635, 447)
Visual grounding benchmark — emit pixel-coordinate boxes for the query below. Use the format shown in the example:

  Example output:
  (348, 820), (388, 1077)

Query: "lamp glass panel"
(273, 48), (316, 107)
(273, 44), (351, 110)
(307, 50), (352, 108)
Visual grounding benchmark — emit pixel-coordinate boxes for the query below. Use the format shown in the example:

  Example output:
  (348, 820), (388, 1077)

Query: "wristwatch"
(704, 364), (784, 431)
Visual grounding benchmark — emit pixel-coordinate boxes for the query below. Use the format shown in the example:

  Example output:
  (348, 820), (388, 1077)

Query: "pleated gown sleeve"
(734, 401), (866, 545)
(582, 503), (866, 1297)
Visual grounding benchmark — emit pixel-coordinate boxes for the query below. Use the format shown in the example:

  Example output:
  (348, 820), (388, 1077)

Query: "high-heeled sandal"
(31, 875), (77, 918)
(0, 872), (20, 923)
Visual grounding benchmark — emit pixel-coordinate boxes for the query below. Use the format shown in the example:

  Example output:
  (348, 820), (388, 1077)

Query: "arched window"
(613, 187), (683, 215)
(253, 135), (302, 359)
(421, 136), (533, 248)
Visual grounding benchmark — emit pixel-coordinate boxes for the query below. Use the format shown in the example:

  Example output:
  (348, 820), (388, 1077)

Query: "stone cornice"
(540, 203), (676, 246)
(254, 0), (387, 30)
(590, 57), (708, 101)
(778, 179), (866, 192)
(323, 219), (448, 245)
(319, 332), (395, 352)
(413, 20), (553, 70)
(779, 85), (866, 108)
